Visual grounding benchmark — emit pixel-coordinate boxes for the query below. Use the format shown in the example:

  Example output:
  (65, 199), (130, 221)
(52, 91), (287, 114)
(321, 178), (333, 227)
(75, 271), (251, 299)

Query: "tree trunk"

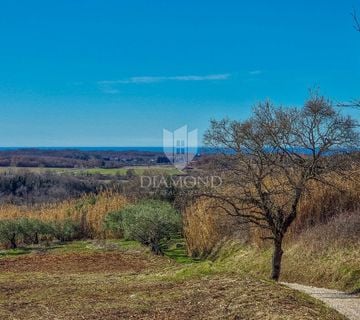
(150, 242), (163, 255)
(10, 233), (17, 249)
(34, 232), (39, 244)
(271, 237), (283, 281)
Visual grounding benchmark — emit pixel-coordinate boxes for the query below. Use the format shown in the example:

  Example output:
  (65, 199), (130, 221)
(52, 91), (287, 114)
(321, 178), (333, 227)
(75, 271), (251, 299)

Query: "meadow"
(0, 240), (346, 320)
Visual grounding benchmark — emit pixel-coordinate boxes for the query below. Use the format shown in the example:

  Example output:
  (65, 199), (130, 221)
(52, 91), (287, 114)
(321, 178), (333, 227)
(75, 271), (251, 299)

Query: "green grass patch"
(164, 239), (201, 264)
(0, 247), (32, 257)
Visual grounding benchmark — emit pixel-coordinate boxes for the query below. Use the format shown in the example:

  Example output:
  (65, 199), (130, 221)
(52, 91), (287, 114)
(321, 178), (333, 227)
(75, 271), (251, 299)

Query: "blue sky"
(0, 0), (359, 146)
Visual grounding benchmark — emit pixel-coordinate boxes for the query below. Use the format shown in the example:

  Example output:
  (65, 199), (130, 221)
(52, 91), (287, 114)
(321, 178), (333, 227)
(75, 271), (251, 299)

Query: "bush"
(103, 211), (123, 238)
(0, 218), (54, 248)
(0, 217), (84, 248)
(0, 219), (23, 249)
(18, 218), (53, 244)
(50, 219), (81, 242)
(119, 200), (181, 255)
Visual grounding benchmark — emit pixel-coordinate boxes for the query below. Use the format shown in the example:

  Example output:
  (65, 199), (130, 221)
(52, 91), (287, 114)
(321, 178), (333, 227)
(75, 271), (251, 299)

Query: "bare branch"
(337, 100), (360, 109)
(200, 93), (359, 280)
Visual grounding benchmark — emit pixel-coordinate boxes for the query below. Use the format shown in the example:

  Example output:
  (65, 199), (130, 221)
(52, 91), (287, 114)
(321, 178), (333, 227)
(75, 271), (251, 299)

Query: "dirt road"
(283, 282), (360, 320)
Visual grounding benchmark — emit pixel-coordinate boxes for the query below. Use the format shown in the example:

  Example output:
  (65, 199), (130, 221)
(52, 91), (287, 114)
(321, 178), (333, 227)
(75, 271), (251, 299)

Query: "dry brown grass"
(0, 242), (346, 320)
(205, 211), (360, 292)
(0, 191), (128, 238)
(183, 198), (247, 257)
(290, 174), (360, 237)
(280, 211), (360, 292)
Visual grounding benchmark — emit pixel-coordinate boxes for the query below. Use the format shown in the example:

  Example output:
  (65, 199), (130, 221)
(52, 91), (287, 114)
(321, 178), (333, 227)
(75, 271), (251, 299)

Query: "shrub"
(0, 219), (23, 248)
(120, 200), (181, 255)
(50, 219), (81, 242)
(18, 218), (53, 244)
(103, 211), (123, 238)
(0, 217), (84, 248)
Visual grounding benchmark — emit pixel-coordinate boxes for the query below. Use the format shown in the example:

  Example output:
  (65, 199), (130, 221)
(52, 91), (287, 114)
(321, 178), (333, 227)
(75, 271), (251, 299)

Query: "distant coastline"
(0, 146), (214, 154)
(0, 147), (166, 152)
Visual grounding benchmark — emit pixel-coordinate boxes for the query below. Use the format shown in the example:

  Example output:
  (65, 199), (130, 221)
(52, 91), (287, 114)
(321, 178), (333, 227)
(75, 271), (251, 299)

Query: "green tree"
(18, 218), (52, 244)
(120, 200), (181, 255)
(0, 219), (23, 249)
(50, 219), (81, 242)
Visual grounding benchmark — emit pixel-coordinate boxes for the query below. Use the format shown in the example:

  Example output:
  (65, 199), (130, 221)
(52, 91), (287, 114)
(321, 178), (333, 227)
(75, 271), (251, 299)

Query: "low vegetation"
(0, 218), (81, 248)
(184, 199), (360, 293)
(0, 191), (128, 240)
(204, 214), (360, 293)
(105, 200), (182, 255)
(0, 241), (347, 320)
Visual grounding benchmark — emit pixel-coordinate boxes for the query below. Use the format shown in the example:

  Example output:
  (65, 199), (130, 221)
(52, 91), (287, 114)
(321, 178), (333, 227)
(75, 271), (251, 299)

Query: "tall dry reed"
(184, 171), (360, 256)
(0, 190), (128, 238)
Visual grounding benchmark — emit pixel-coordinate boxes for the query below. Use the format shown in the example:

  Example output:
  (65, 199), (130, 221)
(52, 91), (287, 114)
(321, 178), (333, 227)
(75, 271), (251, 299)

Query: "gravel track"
(282, 282), (360, 320)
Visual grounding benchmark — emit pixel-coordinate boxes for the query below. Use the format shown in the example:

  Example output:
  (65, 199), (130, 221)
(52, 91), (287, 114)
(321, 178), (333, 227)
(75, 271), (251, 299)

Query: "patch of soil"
(0, 251), (345, 320)
(0, 251), (166, 273)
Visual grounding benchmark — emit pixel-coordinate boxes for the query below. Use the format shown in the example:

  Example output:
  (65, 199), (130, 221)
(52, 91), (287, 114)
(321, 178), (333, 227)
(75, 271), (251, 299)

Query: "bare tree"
(202, 94), (358, 281)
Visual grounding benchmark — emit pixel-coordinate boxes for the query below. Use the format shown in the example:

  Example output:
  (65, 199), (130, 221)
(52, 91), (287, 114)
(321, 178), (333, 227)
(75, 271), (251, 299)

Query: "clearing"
(0, 241), (347, 320)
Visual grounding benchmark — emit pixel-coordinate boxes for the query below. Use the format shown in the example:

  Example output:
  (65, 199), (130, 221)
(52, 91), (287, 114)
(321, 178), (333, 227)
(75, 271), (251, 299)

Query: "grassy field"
(0, 241), (346, 320)
(0, 165), (181, 176)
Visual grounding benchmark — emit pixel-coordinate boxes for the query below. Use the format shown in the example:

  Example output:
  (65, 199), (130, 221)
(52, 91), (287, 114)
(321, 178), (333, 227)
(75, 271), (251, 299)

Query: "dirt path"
(283, 282), (360, 320)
